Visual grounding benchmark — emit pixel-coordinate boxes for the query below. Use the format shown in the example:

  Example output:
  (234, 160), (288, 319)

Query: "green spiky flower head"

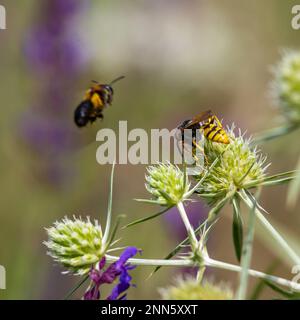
(44, 216), (104, 275)
(273, 50), (300, 123)
(160, 277), (233, 300)
(196, 126), (269, 206)
(145, 163), (190, 206)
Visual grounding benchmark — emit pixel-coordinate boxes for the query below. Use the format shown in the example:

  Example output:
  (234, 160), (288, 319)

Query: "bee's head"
(103, 85), (113, 95)
(177, 119), (191, 131)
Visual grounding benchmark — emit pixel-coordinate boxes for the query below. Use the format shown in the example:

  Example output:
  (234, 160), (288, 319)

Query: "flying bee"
(176, 110), (230, 162)
(74, 76), (125, 127)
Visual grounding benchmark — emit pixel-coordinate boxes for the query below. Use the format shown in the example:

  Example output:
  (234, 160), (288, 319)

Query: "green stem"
(236, 190), (257, 300)
(287, 154), (300, 208)
(196, 267), (205, 283)
(106, 255), (193, 266)
(105, 255), (300, 291)
(206, 257), (300, 292)
(256, 210), (300, 264)
(239, 190), (300, 266)
(253, 123), (299, 144)
(103, 162), (115, 245)
(176, 201), (198, 248)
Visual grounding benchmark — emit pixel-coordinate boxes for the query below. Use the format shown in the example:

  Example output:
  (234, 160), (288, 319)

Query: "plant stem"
(253, 123), (299, 144)
(287, 154), (300, 208)
(176, 201), (198, 248)
(196, 267), (205, 283)
(106, 255), (193, 266)
(239, 190), (300, 265)
(256, 210), (300, 264)
(206, 257), (300, 292)
(236, 190), (257, 300)
(105, 255), (300, 291)
(103, 162), (115, 245)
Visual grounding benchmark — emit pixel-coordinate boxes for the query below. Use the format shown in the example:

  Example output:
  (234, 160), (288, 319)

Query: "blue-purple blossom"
(24, 0), (86, 73)
(19, 0), (88, 186)
(164, 202), (207, 240)
(84, 247), (139, 300)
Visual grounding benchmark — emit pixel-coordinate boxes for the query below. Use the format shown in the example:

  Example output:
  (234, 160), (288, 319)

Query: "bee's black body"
(74, 101), (95, 127)
(74, 76), (124, 128)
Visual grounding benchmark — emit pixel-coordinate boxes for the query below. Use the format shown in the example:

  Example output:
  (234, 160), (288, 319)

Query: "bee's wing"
(187, 110), (212, 127)
(174, 126), (195, 158)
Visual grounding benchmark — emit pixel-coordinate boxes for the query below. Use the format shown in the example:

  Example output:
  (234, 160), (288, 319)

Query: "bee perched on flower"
(195, 126), (269, 207)
(44, 160), (300, 300)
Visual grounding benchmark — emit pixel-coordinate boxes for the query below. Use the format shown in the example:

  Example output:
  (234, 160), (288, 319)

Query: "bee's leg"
(192, 140), (208, 165)
(89, 116), (97, 124)
(211, 115), (223, 128)
(177, 140), (189, 164)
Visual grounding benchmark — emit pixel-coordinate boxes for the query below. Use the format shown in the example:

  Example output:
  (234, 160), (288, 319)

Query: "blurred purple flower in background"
(19, 0), (88, 186)
(24, 0), (86, 73)
(164, 201), (207, 240)
(84, 247), (139, 300)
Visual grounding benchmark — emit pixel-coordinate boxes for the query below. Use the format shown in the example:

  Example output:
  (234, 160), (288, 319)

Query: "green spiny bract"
(44, 216), (104, 275)
(160, 277), (233, 300)
(145, 163), (190, 206)
(195, 126), (268, 206)
(272, 50), (300, 123)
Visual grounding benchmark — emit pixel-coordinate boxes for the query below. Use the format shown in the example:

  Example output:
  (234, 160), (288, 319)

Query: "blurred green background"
(0, 0), (300, 299)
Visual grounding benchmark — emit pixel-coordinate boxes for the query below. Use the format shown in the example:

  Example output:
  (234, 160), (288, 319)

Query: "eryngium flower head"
(196, 126), (268, 206)
(145, 163), (190, 206)
(160, 277), (233, 300)
(272, 50), (300, 123)
(44, 216), (104, 275)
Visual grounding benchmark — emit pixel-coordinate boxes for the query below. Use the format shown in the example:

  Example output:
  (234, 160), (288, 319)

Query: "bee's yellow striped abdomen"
(202, 120), (230, 144)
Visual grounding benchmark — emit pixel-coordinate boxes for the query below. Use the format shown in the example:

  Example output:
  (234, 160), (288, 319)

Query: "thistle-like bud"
(145, 163), (190, 206)
(196, 126), (268, 206)
(44, 216), (104, 275)
(272, 51), (300, 123)
(160, 277), (233, 300)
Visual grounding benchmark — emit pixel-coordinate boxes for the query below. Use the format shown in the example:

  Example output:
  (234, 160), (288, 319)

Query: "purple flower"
(84, 247), (139, 300)
(19, 0), (88, 186)
(164, 202), (207, 240)
(24, 0), (87, 74)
